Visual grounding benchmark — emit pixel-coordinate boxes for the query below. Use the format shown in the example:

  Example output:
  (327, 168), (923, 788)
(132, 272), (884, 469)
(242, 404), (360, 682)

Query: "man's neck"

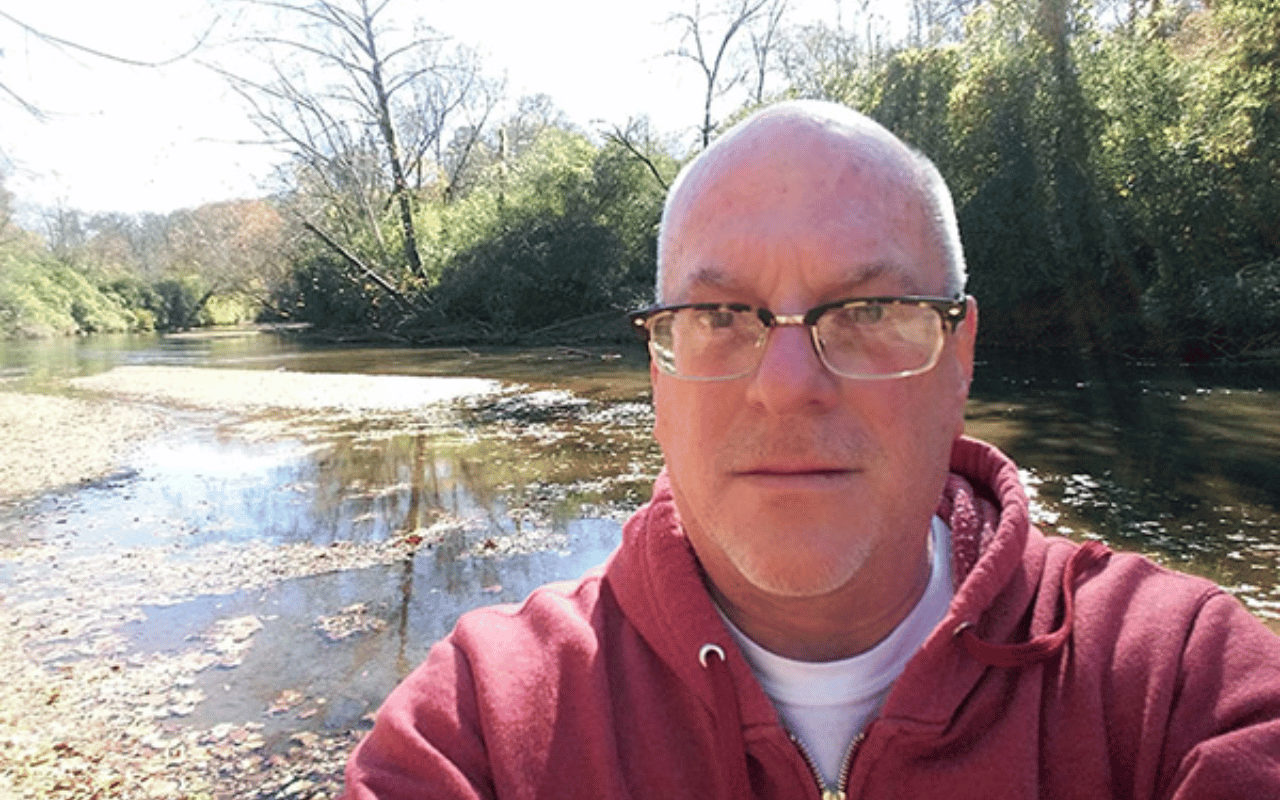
(707, 539), (934, 662)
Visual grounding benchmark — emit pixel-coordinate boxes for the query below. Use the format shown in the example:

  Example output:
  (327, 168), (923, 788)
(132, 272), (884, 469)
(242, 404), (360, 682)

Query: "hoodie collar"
(606, 437), (1109, 709)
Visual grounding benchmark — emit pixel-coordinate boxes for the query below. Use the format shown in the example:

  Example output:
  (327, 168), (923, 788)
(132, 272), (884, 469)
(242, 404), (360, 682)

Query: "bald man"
(343, 101), (1280, 800)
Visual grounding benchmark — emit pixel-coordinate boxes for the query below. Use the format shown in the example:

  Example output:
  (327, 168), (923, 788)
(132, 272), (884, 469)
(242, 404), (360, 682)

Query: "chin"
(730, 539), (871, 599)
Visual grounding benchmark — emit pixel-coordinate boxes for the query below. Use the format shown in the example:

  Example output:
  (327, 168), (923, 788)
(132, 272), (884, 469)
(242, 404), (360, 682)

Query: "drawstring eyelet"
(699, 643), (726, 668)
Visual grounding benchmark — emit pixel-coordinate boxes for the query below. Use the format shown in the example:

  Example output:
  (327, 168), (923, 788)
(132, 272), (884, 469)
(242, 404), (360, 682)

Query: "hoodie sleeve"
(342, 637), (495, 800)
(1162, 591), (1280, 798)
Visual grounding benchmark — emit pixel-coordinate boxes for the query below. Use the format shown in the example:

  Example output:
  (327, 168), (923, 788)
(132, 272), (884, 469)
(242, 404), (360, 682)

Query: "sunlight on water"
(1, 331), (1277, 747)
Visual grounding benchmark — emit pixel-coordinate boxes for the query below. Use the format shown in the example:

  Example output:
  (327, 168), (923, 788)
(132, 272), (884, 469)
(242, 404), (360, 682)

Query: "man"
(343, 101), (1280, 799)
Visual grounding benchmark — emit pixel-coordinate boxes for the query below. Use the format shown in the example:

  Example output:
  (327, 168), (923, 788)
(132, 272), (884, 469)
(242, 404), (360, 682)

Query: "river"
(0, 328), (1277, 793)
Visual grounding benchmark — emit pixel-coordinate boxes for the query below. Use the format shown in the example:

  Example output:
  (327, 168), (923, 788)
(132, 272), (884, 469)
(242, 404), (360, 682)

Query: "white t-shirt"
(719, 516), (954, 786)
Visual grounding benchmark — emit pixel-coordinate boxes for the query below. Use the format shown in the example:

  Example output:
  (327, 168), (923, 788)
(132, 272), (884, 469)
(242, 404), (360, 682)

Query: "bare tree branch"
(749, 0), (789, 103)
(605, 119), (672, 193)
(298, 217), (416, 312)
(0, 9), (214, 68)
(0, 9), (217, 118)
(667, 0), (777, 147)
(217, 0), (495, 287)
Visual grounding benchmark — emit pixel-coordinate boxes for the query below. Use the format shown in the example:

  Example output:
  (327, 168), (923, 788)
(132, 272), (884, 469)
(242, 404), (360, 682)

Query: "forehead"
(660, 111), (943, 302)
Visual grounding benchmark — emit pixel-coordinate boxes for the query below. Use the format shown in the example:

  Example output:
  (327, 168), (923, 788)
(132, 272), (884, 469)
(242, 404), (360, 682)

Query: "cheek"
(651, 377), (677, 452)
(653, 381), (733, 477)
(866, 377), (963, 464)
(652, 380), (696, 465)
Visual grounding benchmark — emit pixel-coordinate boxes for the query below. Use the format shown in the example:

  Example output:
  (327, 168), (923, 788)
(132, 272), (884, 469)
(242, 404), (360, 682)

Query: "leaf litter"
(0, 365), (661, 798)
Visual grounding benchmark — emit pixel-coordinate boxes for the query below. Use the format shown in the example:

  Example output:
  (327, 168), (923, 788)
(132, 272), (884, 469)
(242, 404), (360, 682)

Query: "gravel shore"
(0, 365), (503, 506)
(0, 390), (173, 505)
(0, 366), (509, 799)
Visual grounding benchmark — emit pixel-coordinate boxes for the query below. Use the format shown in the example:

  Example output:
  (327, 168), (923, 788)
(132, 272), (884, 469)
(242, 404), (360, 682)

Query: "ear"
(956, 295), (978, 391)
(946, 296), (978, 437)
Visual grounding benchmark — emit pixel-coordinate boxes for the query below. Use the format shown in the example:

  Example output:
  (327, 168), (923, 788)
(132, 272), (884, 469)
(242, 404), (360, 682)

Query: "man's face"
(652, 114), (976, 601)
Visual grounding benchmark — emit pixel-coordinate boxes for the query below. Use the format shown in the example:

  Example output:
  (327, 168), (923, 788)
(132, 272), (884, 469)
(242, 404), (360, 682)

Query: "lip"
(732, 466), (860, 488)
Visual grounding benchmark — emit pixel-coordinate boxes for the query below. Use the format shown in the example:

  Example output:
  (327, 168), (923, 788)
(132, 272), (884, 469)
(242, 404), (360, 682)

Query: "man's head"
(656, 101), (967, 303)
(649, 100), (977, 612)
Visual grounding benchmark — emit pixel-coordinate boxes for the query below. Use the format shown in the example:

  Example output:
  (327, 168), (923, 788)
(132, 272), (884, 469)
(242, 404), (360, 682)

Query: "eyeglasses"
(630, 295), (967, 381)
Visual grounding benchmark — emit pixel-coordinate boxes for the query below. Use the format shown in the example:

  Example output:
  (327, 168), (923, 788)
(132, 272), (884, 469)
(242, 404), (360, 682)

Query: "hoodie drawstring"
(699, 643), (752, 797)
(954, 540), (1111, 668)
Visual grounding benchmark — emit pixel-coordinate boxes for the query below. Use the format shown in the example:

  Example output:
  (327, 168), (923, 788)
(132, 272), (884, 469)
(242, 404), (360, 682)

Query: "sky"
(1, 0), (903, 219)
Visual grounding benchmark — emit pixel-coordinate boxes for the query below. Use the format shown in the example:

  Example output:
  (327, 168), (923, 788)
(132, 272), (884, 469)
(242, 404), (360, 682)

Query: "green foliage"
(101, 277), (161, 332)
(861, 46), (962, 169)
(270, 252), (399, 329)
(204, 294), (258, 326)
(405, 127), (662, 340)
(825, 0), (1280, 358)
(426, 212), (624, 336)
(0, 253), (135, 338)
(148, 277), (208, 330)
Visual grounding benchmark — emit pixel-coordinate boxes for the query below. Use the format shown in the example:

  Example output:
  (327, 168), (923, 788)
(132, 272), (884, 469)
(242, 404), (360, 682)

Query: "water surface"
(1, 330), (1276, 750)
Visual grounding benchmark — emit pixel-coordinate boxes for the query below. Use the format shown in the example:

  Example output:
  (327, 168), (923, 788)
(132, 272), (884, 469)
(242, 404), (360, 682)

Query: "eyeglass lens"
(650, 302), (946, 380)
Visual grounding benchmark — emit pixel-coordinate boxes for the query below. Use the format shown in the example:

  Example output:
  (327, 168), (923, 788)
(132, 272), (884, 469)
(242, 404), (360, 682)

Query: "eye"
(698, 309), (738, 329)
(832, 303), (886, 327)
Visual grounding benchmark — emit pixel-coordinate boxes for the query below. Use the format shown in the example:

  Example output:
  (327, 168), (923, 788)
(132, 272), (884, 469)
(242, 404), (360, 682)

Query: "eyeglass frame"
(629, 294), (968, 381)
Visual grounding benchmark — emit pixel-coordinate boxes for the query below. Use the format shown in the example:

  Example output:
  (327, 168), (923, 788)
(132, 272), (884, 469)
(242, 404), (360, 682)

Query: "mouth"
(733, 465), (860, 486)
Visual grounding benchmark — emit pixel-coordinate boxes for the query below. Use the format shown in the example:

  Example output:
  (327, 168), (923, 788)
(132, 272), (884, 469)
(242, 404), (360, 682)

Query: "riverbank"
(0, 369), (508, 800)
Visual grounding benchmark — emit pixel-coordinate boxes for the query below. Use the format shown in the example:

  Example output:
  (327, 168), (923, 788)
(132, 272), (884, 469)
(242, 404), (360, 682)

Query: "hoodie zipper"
(789, 730), (864, 800)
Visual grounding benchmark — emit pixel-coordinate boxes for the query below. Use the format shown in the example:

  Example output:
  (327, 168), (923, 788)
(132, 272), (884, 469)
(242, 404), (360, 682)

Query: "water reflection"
(5, 390), (658, 556)
(1, 332), (1277, 754)
(967, 350), (1280, 629)
(122, 516), (622, 747)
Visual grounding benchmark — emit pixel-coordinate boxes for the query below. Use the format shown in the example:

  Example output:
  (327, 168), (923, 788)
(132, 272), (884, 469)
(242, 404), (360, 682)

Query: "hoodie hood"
(604, 437), (1108, 728)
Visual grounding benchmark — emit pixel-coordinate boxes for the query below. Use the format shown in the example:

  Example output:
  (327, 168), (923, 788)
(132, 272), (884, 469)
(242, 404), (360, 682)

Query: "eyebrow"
(671, 262), (923, 301)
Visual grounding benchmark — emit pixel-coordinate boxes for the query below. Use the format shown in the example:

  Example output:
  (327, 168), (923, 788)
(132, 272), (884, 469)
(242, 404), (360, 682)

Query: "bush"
(425, 211), (627, 338)
(1146, 260), (1280, 361)
(0, 254), (134, 338)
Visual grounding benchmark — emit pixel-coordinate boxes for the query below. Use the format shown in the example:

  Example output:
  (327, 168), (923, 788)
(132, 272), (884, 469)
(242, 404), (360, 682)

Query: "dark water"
(1, 329), (1277, 748)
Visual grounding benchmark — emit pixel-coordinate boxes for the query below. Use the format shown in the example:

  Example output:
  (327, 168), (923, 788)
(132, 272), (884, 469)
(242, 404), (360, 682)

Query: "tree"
(748, 0), (790, 104)
(163, 200), (293, 323)
(1142, 0), (1280, 357)
(907, 0), (984, 46)
(667, 0), (783, 147)
(419, 126), (664, 340)
(0, 171), (17, 245)
(603, 116), (679, 193)
(776, 3), (896, 106)
(943, 0), (1144, 352)
(219, 0), (496, 298)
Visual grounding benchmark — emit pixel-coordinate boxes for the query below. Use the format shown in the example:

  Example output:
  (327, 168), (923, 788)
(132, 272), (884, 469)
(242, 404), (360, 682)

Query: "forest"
(1, 0), (1277, 363)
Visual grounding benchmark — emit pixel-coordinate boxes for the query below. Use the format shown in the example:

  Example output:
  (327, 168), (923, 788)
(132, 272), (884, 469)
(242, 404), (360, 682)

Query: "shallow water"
(1, 330), (1277, 749)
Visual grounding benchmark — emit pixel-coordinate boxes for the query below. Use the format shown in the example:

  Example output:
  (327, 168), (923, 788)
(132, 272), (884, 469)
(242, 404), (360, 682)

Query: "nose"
(746, 321), (840, 413)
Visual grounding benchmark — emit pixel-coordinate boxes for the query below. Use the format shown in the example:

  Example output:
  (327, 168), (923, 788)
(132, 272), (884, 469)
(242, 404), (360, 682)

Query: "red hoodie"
(343, 437), (1280, 799)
